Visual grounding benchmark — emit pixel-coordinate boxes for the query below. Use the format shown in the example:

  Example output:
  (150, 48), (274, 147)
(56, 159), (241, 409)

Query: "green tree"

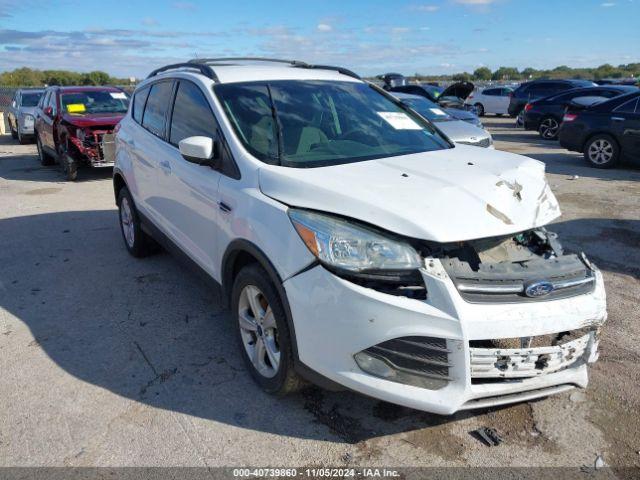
(452, 72), (471, 82)
(492, 66), (520, 81)
(473, 67), (492, 81)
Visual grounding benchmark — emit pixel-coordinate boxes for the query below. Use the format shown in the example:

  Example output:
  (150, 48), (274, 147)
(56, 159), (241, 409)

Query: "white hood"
(258, 144), (561, 243)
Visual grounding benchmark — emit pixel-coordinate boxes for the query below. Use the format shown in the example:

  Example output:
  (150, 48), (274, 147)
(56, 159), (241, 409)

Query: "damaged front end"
(67, 126), (116, 167)
(426, 228), (596, 304)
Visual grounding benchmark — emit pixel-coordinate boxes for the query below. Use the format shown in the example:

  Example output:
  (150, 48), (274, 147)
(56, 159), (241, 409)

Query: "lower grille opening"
(469, 327), (597, 384)
(331, 268), (427, 300)
(355, 336), (450, 390)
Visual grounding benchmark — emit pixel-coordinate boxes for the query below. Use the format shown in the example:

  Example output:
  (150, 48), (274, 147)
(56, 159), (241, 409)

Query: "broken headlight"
(288, 209), (422, 272)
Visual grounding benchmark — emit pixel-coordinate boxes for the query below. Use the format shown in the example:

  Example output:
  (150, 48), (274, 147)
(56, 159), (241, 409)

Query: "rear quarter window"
(133, 86), (151, 124)
(142, 81), (174, 137)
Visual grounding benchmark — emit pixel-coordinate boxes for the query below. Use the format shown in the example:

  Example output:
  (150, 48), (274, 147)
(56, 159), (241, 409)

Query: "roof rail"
(148, 58), (361, 83)
(147, 62), (219, 81)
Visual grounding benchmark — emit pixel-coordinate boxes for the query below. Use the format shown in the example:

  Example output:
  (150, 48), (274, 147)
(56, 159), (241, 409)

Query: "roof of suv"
(147, 59), (362, 85)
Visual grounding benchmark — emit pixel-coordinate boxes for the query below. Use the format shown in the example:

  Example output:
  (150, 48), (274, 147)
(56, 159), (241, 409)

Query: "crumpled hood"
(62, 113), (124, 128)
(259, 144), (561, 243)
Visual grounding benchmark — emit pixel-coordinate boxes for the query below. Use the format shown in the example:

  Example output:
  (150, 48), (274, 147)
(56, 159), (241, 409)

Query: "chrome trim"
(457, 274), (594, 295)
(457, 283), (523, 293)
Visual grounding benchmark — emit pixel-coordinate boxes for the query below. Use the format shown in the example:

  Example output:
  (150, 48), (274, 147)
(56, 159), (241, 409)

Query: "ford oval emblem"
(524, 281), (554, 298)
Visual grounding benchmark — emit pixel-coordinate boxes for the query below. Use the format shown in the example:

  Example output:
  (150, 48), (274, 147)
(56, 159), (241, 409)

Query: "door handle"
(159, 160), (171, 172)
(611, 117), (625, 122)
(218, 201), (232, 213)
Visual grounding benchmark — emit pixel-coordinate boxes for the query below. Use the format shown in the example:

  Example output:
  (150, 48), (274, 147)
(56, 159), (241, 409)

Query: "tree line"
(0, 67), (132, 87)
(413, 63), (640, 83)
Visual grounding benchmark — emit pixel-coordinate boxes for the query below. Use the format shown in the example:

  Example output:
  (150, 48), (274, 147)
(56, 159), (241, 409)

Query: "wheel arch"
(222, 239), (300, 360)
(112, 169), (128, 205)
(582, 130), (620, 153)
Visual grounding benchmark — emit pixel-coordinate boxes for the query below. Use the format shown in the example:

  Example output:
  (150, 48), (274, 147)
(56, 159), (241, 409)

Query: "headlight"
(288, 209), (422, 272)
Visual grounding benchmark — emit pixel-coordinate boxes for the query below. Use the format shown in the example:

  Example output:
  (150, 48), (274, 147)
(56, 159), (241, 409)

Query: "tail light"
(563, 113), (578, 122)
(114, 122), (122, 133)
(524, 103), (533, 112)
(468, 93), (474, 99)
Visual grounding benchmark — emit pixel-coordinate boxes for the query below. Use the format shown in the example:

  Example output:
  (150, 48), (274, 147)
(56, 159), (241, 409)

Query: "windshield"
(401, 97), (454, 122)
(21, 92), (42, 107)
(61, 91), (129, 115)
(421, 85), (443, 98)
(215, 80), (451, 168)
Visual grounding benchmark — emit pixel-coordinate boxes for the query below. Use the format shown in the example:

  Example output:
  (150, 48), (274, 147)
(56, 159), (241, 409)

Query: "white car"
(114, 58), (606, 415)
(465, 86), (513, 116)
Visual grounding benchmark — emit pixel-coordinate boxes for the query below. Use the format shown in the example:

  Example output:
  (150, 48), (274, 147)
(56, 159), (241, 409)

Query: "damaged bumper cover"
(283, 236), (606, 415)
(69, 131), (116, 167)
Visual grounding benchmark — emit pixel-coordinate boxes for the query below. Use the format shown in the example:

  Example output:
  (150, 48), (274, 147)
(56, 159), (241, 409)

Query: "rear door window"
(133, 86), (150, 124)
(615, 98), (638, 114)
(483, 88), (499, 96)
(142, 81), (174, 138)
(169, 80), (218, 146)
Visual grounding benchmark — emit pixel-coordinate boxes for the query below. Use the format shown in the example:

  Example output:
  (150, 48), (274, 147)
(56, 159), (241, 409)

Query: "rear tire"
(538, 116), (560, 140)
(474, 103), (485, 117)
(10, 124), (18, 139)
(117, 187), (157, 257)
(36, 135), (54, 166)
(232, 264), (304, 395)
(584, 134), (620, 169)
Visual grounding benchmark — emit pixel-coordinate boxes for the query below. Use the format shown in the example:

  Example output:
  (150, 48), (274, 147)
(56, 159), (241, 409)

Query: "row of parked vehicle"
(378, 73), (640, 169)
(7, 85), (129, 180)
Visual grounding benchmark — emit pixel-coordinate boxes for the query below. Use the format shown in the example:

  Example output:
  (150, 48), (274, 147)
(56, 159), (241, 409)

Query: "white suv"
(114, 58), (606, 414)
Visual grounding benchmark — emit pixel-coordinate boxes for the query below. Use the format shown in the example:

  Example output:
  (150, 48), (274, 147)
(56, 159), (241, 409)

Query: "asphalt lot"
(1, 117), (639, 472)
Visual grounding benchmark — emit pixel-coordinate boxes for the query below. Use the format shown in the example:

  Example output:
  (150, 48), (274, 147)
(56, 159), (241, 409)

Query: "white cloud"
(317, 23), (332, 32)
(453, 0), (498, 4)
(600, 2), (616, 6)
(141, 17), (158, 26)
(415, 5), (440, 11)
(391, 27), (411, 34)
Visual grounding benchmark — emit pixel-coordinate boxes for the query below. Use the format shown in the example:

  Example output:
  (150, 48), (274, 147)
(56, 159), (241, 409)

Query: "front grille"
(469, 329), (596, 383)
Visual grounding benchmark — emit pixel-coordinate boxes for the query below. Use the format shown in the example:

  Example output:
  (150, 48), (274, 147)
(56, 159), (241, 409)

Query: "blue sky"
(0, 0), (638, 78)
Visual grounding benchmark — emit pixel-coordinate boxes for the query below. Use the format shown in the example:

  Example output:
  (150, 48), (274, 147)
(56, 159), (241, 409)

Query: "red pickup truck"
(34, 86), (129, 180)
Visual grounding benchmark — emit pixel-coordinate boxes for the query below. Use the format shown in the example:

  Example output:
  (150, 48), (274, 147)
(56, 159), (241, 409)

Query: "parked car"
(508, 79), (597, 117)
(392, 92), (493, 147)
(114, 58), (606, 415)
(524, 85), (637, 140)
(464, 86), (513, 116)
(7, 88), (44, 144)
(34, 86), (129, 180)
(386, 82), (484, 128)
(559, 90), (640, 168)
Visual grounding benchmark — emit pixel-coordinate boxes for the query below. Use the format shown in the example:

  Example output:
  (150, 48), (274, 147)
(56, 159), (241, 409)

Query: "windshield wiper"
(266, 84), (284, 166)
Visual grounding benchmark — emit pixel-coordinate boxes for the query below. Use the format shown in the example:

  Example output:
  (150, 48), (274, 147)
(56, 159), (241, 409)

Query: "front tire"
(584, 134), (620, 169)
(474, 103), (485, 117)
(232, 264), (303, 395)
(36, 135), (54, 166)
(117, 187), (156, 257)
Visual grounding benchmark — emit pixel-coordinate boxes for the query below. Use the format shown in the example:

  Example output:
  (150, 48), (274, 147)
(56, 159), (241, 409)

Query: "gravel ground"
(0, 117), (639, 475)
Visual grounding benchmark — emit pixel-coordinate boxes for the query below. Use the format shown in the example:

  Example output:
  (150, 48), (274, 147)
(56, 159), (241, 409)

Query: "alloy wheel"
(119, 197), (135, 248)
(238, 284), (280, 378)
(539, 118), (559, 139)
(588, 139), (614, 165)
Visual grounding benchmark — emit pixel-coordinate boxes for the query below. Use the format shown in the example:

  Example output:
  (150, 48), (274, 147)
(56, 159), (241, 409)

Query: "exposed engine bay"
(426, 228), (596, 302)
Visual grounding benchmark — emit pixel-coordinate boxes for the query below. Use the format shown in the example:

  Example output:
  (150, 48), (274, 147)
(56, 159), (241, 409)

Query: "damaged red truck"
(34, 86), (129, 180)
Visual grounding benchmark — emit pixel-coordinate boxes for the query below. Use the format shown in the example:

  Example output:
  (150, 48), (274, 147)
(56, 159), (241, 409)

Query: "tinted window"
(48, 91), (57, 115)
(40, 91), (50, 109)
(483, 88), (499, 96)
(169, 81), (217, 146)
(500, 88), (513, 96)
(616, 98), (638, 114)
(21, 92), (43, 107)
(142, 81), (173, 137)
(133, 86), (150, 124)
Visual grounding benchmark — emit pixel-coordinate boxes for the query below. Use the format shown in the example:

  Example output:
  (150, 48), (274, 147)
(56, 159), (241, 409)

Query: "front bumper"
(284, 262), (606, 415)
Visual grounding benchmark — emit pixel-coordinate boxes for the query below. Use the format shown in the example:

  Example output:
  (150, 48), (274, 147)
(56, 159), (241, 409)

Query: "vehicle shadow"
(1, 211), (638, 444)
(0, 152), (113, 183)
(527, 152), (640, 181)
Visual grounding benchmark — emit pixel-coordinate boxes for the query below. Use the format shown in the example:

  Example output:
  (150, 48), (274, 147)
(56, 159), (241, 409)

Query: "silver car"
(392, 92), (494, 148)
(8, 89), (44, 144)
